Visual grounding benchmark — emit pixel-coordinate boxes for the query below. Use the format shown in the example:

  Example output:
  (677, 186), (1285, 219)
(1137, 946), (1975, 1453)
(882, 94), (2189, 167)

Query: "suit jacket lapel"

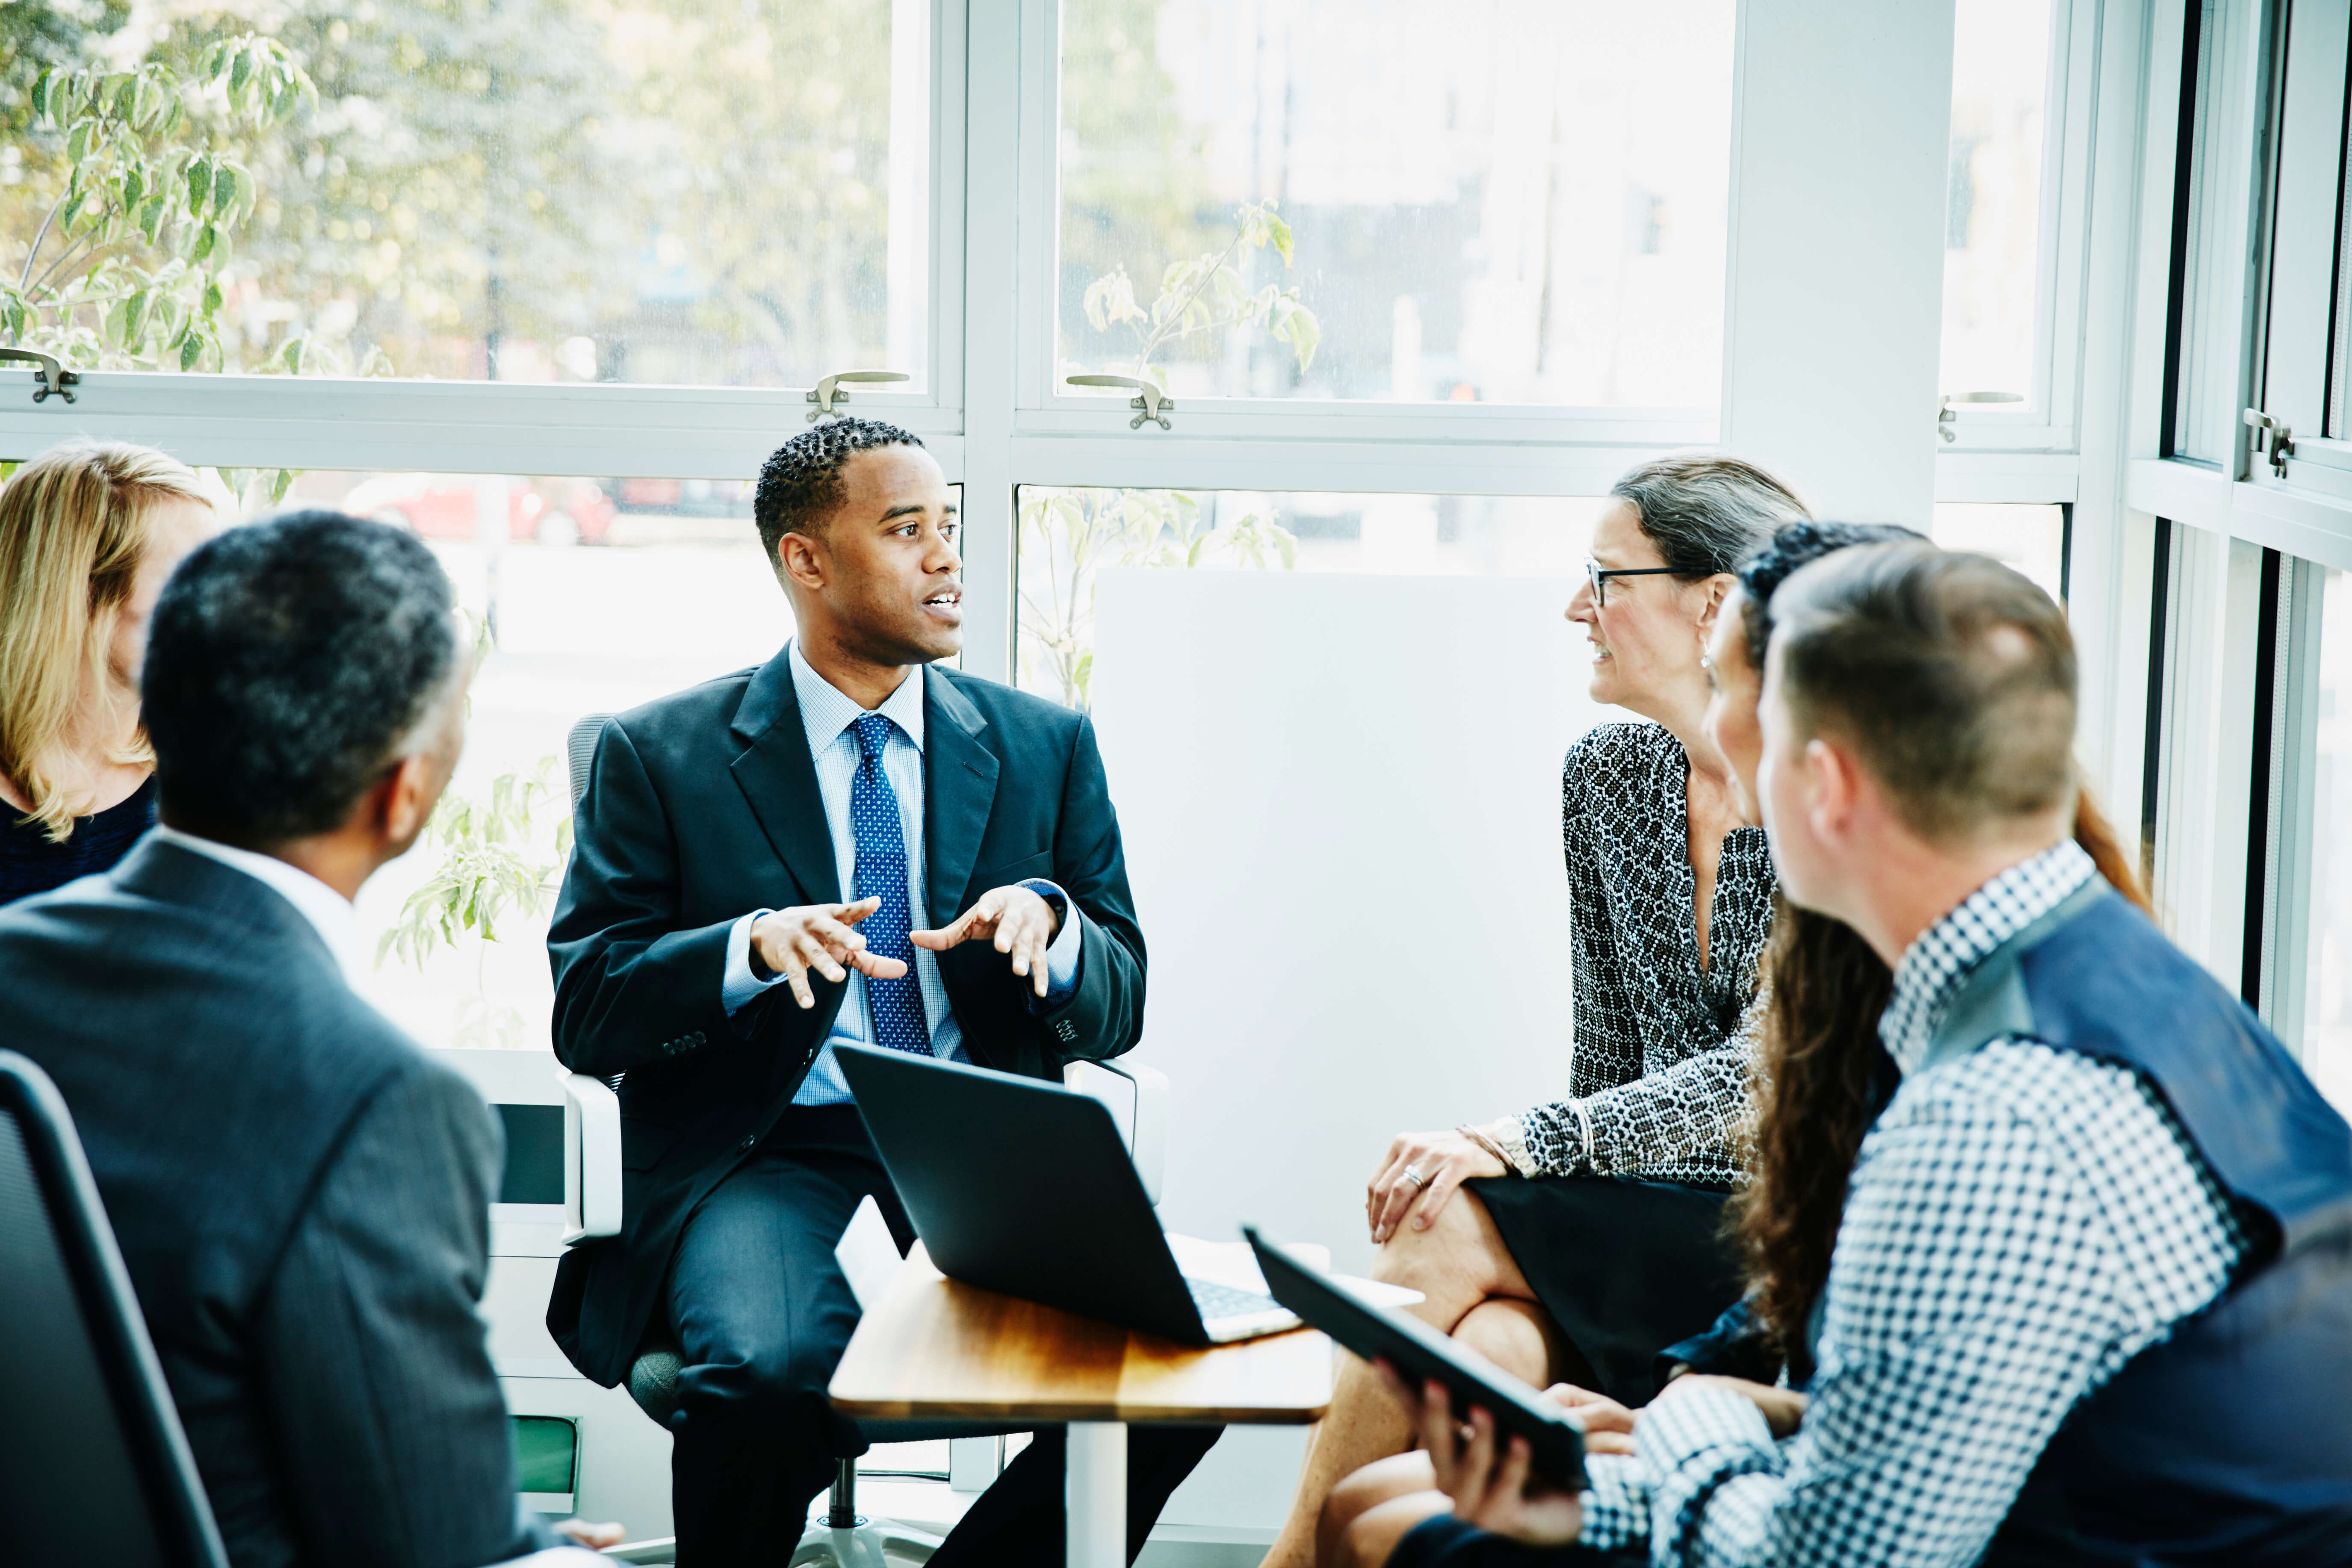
(729, 649), (841, 907)
(924, 670), (999, 925)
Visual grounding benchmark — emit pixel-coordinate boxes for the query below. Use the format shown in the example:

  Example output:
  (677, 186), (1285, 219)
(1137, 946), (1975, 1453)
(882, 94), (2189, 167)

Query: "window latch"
(0, 347), (79, 405)
(1067, 374), (1174, 431)
(806, 369), (909, 422)
(2244, 408), (2294, 478)
(1937, 391), (2023, 443)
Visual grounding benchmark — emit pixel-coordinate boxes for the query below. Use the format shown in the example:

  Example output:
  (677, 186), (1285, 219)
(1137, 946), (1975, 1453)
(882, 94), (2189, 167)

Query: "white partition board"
(1090, 568), (1624, 1280)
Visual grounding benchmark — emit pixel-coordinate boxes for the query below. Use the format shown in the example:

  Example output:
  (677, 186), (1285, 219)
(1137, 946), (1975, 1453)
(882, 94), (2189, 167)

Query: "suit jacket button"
(692, 1031), (706, 1045)
(740, 1134), (758, 1151)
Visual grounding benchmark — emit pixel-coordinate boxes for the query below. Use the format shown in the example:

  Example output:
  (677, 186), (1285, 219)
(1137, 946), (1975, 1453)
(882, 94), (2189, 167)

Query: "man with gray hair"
(1383, 542), (2352, 1565)
(0, 512), (618, 1567)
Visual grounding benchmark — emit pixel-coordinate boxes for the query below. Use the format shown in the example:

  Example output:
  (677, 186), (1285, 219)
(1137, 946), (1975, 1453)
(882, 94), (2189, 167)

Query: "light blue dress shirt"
(722, 641), (1082, 1104)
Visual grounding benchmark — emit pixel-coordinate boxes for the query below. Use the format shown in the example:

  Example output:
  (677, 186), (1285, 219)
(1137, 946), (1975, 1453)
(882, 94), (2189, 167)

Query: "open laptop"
(834, 1044), (1298, 1346)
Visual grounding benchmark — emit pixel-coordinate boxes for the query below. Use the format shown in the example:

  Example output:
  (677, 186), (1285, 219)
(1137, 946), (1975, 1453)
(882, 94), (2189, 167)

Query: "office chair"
(564, 715), (1170, 1564)
(0, 1050), (230, 1568)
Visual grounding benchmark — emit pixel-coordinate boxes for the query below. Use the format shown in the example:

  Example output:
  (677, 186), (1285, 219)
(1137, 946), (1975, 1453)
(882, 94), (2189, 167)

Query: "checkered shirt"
(1572, 839), (2250, 1564)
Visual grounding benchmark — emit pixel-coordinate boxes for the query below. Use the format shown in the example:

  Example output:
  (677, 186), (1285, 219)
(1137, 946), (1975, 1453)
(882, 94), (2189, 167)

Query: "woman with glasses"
(1259, 453), (1806, 1568)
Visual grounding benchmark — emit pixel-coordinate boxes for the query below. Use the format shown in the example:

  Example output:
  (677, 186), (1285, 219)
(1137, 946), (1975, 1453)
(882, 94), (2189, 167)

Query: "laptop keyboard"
(1187, 1276), (1282, 1321)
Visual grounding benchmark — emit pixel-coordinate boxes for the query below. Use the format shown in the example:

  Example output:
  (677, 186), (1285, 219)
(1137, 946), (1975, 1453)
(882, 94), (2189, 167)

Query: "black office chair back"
(566, 713), (611, 808)
(0, 1051), (228, 1567)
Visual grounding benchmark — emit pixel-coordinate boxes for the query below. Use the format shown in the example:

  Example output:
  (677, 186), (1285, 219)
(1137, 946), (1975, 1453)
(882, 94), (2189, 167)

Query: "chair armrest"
(561, 1072), (622, 1244)
(1063, 1059), (1169, 1206)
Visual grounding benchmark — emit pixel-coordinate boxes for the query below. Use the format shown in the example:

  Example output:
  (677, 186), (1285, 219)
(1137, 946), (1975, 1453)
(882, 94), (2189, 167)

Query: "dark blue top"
(0, 773), (157, 906)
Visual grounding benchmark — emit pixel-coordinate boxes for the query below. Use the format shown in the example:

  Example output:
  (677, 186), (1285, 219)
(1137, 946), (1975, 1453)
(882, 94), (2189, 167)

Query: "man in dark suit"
(0, 512), (617, 1567)
(547, 419), (1217, 1562)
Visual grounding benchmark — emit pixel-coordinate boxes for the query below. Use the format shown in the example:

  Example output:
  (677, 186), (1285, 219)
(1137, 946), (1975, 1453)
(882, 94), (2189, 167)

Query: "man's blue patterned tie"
(850, 713), (929, 1057)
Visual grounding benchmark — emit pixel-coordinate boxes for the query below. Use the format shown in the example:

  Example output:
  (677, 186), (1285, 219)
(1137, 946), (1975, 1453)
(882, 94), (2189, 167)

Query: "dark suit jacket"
(0, 838), (550, 1568)
(545, 652), (1146, 1386)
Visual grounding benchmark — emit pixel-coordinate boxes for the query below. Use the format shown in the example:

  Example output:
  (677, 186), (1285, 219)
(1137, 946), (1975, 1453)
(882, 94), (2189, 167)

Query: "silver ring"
(1401, 1165), (1428, 1188)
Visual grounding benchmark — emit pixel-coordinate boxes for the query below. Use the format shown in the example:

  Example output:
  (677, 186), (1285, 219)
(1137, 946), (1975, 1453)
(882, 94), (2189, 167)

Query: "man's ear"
(1803, 735), (1862, 846)
(777, 532), (827, 593)
(378, 753), (443, 855)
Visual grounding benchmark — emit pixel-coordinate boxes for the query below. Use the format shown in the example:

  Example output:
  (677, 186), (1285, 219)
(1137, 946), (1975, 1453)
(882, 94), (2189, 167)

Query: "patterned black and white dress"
(1522, 721), (1776, 1183)
(1468, 721), (1777, 1404)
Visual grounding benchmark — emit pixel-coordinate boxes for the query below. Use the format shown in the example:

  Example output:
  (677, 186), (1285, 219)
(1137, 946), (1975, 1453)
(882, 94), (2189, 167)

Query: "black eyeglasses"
(1586, 560), (1679, 608)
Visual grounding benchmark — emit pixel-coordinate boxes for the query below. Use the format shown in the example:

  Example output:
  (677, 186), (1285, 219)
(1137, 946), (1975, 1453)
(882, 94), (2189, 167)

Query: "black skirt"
(1466, 1173), (1743, 1407)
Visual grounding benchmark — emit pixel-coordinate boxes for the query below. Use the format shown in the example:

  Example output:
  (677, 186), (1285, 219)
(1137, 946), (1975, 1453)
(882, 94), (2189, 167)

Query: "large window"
(4, 0), (930, 388)
(2298, 566), (2352, 1113)
(1055, 0), (1736, 410)
(2168, 0), (2266, 465)
(1940, 0), (2054, 405)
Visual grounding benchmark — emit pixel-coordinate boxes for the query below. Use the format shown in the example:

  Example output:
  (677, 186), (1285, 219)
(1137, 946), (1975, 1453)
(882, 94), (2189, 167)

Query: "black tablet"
(1244, 1225), (1587, 1492)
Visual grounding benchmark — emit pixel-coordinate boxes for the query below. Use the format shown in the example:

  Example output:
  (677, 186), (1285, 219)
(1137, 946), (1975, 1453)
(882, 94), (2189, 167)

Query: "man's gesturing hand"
(750, 898), (910, 1010)
(910, 885), (1062, 998)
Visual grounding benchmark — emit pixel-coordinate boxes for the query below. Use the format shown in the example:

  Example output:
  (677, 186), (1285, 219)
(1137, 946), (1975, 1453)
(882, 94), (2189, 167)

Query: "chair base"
(781, 1456), (946, 1566)
(786, 1517), (947, 1567)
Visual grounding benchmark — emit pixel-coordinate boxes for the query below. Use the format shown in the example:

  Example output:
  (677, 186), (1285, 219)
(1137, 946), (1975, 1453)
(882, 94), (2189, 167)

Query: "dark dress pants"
(665, 1104), (1221, 1565)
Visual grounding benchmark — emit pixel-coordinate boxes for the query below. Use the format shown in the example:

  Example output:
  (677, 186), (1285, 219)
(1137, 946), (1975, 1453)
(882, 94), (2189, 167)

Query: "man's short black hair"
(753, 418), (925, 567)
(144, 510), (459, 846)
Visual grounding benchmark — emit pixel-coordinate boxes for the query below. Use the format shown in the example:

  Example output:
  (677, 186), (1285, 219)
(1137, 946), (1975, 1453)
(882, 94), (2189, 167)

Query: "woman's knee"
(1319, 1452), (1438, 1561)
(1335, 1492), (1454, 1568)
(1370, 1187), (1501, 1294)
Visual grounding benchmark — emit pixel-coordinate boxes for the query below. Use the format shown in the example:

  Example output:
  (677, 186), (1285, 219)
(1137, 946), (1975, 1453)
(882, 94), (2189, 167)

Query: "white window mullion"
(955, 0), (1024, 685)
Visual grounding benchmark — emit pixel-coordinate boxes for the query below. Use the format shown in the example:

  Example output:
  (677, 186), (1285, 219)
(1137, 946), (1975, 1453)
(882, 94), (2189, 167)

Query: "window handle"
(2245, 409), (2294, 478)
(1067, 374), (1174, 431)
(1937, 390), (2022, 443)
(0, 347), (78, 405)
(807, 369), (909, 422)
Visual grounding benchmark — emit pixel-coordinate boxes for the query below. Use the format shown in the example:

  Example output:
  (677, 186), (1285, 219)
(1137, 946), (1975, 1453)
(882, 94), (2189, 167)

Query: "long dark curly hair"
(1724, 525), (2155, 1355)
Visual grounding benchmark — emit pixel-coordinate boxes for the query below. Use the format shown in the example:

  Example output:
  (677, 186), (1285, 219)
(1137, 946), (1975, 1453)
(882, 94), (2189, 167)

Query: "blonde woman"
(0, 441), (216, 904)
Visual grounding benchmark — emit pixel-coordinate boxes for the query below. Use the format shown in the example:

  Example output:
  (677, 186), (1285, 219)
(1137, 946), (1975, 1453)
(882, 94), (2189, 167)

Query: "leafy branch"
(1080, 200), (1320, 387)
(1017, 487), (1297, 709)
(377, 757), (573, 1049)
(4, 37), (314, 373)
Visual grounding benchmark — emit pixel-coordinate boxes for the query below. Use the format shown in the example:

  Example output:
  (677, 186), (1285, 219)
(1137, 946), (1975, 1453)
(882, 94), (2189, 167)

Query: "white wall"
(1722, 0), (1956, 524)
(1090, 568), (1621, 1269)
(1091, 566), (1623, 1533)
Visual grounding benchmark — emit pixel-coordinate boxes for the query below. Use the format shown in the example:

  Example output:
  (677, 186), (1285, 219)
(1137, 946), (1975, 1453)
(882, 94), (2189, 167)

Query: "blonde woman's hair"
(0, 440), (211, 841)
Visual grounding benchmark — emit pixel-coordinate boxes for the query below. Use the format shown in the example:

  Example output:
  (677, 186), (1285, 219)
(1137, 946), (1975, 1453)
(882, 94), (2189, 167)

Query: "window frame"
(0, 0), (974, 484)
(0, 0), (2108, 676)
(1009, 0), (1729, 452)
(2127, 0), (2352, 1059)
(1937, 0), (2101, 456)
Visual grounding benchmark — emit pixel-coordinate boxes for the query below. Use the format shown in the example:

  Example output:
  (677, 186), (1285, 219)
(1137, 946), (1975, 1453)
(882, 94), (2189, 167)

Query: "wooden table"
(830, 1243), (1332, 1568)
